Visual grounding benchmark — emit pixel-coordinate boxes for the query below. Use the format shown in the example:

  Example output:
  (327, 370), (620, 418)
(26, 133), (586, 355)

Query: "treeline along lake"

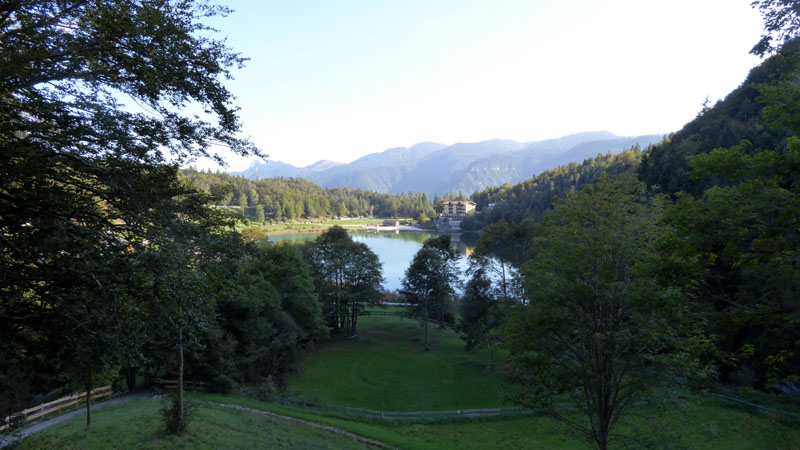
(269, 230), (478, 291)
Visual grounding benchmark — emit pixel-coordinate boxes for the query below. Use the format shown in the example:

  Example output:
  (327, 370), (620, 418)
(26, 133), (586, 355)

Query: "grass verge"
(13, 397), (376, 450)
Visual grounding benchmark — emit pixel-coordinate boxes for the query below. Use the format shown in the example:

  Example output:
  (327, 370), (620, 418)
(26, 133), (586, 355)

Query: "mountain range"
(233, 131), (664, 196)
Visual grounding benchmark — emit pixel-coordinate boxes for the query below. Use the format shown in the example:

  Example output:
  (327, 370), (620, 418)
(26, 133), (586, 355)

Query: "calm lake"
(269, 230), (478, 292)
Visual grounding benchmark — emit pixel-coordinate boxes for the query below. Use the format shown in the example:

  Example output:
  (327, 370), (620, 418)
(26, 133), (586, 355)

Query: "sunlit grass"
(287, 314), (508, 411)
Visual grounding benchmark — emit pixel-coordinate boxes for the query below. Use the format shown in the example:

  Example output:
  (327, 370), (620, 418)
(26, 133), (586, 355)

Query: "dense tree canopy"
(464, 148), (644, 230)
(401, 235), (460, 350)
(504, 175), (709, 450)
(182, 170), (437, 222)
(304, 227), (383, 336)
(0, 0), (259, 422)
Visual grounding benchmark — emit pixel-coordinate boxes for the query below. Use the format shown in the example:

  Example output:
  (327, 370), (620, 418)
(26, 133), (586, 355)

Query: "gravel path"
(214, 402), (395, 449)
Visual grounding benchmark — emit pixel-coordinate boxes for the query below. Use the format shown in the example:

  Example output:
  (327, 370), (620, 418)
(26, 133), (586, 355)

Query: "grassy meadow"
(14, 398), (374, 450)
(286, 313), (506, 411)
(14, 314), (800, 449)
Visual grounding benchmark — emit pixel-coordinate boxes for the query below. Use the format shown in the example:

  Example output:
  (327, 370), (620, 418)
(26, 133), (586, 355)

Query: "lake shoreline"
(264, 225), (433, 237)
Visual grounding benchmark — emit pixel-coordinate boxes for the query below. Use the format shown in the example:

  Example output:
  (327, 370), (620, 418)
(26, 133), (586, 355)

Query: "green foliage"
(182, 169), (436, 221)
(304, 226), (383, 336)
(401, 235), (460, 349)
(160, 391), (197, 435)
(0, 0), (258, 418)
(457, 257), (506, 365)
(635, 30), (800, 390)
(504, 175), (710, 450)
(638, 41), (799, 195)
(198, 241), (324, 386)
(253, 204), (266, 222)
(661, 138), (800, 384)
(212, 375), (238, 395)
(466, 147), (643, 230)
(751, 0), (800, 56)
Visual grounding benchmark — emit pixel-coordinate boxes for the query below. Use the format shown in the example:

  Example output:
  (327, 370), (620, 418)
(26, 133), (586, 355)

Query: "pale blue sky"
(194, 0), (764, 171)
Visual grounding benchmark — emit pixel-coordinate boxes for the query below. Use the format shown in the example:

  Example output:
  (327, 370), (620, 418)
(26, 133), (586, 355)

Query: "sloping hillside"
(638, 40), (799, 195)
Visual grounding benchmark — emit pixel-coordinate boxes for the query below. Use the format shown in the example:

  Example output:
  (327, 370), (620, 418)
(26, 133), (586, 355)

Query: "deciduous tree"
(504, 175), (709, 450)
(401, 235), (460, 350)
(305, 227), (383, 336)
(0, 0), (259, 425)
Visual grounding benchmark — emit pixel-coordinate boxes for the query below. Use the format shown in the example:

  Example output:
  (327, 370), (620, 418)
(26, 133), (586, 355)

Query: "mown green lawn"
(281, 314), (800, 449)
(286, 314), (506, 411)
(195, 392), (800, 450)
(17, 314), (800, 450)
(14, 398), (374, 450)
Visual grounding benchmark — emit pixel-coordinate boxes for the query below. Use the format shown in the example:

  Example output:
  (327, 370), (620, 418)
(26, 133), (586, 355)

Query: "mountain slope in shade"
(450, 135), (664, 194)
(232, 131), (665, 195)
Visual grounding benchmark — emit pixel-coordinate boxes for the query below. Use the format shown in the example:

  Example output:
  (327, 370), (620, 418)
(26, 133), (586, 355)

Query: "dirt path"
(214, 402), (396, 449)
(0, 391), (150, 448)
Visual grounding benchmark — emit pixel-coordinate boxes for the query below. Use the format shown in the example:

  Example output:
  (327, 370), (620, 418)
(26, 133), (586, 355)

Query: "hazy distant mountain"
(232, 131), (664, 195)
(305, 160), (344, 172)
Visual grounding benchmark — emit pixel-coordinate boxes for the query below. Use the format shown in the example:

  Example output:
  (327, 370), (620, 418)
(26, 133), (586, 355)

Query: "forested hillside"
(465, 32), (800, 446)
(182, 169), (437, 221)
(463, 147), (644, 230)
(638, 39), (800, 195)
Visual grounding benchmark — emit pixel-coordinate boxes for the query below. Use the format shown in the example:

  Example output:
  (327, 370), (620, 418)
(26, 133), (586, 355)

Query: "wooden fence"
(358, 310), (456, 329)
(157, 379), (209, 392)
(277, 397), (531, 421)
(708, 392), (800, 421)
(0, 386), (113, 432)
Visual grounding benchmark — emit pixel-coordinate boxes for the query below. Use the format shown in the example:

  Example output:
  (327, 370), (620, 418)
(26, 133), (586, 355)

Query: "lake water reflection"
(269, 230), (477, 291)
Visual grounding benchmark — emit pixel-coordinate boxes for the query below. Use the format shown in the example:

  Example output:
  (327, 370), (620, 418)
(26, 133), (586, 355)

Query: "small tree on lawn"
(504, 174), (710, 450)
(305, 226), (383, 336)
(401, 235), (460, 351)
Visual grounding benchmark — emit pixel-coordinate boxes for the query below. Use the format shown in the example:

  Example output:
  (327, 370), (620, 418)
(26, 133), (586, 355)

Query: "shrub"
(160, 391), (196, 434)
(242, 376), (280, 402)
(213, 375), (238, 395)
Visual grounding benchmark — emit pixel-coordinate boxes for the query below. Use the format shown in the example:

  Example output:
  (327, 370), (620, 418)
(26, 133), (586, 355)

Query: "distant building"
(441, 200), (476, 217)
(382, 219), (400, 227)
(436, 201), (476, 233)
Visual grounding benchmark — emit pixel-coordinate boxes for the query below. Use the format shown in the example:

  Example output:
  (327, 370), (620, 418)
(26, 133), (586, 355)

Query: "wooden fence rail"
(277, 397), (531, 421)
(156, 379), (209, 392)
(0, 386), (113, 432)
(358, 311), (456, 329)
(708, 392), (800, 421)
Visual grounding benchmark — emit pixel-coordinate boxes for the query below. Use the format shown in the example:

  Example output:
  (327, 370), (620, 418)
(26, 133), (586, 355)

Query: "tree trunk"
(126, 367), (137, 392)
(423, 297), (429, 351)
(85, 372), (92, 428)
(350, 304), (358, 336)
(177, 328), (184, 430)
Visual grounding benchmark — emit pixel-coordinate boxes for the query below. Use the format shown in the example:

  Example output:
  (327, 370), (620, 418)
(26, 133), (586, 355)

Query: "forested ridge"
(462, 146), (644, 229)
(182, 169), (438, 221)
